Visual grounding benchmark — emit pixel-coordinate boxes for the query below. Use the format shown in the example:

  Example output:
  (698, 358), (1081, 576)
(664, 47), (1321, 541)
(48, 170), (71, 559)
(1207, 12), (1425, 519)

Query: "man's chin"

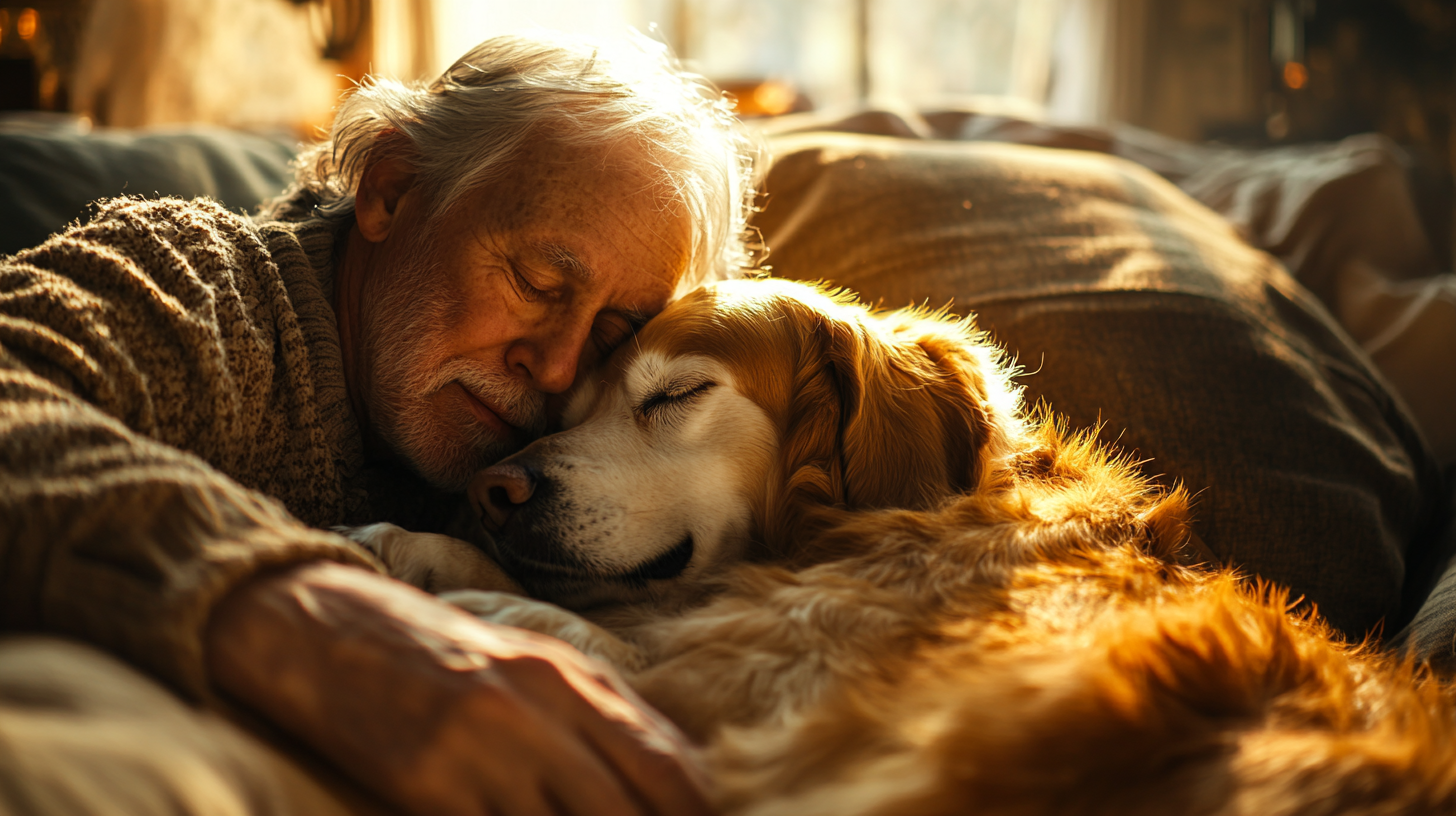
(398, 426), (525, 492)
(410, 456), (481, 493)
(374, 390), (533, 490)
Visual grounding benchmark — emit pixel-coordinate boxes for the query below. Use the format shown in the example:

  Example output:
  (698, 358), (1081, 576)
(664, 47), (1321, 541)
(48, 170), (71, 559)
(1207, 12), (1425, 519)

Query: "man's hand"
(206, 561), (714, 816)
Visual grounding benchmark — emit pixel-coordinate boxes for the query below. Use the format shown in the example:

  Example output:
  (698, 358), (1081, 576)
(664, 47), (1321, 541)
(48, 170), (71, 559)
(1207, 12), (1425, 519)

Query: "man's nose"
(508, 326), (587, 394)
(469, 461), (540, 533)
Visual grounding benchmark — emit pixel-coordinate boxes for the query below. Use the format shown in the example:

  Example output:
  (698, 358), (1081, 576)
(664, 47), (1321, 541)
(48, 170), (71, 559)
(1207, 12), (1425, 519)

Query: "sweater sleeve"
(0, 197), (380, 700)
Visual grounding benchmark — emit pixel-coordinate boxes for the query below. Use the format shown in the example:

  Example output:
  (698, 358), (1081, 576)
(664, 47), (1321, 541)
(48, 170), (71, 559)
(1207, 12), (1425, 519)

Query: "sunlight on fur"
(367, 277), (1456, 815)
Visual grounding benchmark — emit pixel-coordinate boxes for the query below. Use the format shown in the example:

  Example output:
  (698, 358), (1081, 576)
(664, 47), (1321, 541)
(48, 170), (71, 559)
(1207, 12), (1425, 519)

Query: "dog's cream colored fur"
(359, 278), (1456, 815)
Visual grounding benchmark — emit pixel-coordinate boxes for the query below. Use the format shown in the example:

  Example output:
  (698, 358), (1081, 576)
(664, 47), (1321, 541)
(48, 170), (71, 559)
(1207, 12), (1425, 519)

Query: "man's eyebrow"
(536, 241), (595, 281)
(532, 241), (654, 330)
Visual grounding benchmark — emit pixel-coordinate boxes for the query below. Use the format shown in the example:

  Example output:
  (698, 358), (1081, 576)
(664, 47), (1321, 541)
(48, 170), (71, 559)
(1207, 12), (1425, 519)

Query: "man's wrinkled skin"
(205, 137), (713, 816)
(339, 137), (688, 492)
(208, 563), (711, 816)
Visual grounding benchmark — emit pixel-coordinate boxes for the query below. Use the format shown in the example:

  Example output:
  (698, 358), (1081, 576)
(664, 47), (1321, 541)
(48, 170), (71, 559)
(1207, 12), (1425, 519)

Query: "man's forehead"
(455, 142), (692, 308)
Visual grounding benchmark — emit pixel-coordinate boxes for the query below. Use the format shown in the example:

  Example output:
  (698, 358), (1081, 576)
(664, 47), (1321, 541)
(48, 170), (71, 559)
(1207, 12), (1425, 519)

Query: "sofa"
(2, 111), (1452, 662)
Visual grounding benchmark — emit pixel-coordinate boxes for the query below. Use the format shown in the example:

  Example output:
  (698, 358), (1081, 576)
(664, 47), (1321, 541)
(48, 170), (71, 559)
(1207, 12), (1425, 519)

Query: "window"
(432, 0), (1065, 113)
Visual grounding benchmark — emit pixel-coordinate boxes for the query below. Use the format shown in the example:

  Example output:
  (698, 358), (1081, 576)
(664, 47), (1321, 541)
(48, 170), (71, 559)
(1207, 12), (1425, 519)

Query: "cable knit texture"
(0, 196), (380, 700)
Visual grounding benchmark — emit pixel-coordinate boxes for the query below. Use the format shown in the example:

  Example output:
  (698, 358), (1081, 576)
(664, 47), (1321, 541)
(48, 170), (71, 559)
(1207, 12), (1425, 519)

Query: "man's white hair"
(292, 31), (763, 290)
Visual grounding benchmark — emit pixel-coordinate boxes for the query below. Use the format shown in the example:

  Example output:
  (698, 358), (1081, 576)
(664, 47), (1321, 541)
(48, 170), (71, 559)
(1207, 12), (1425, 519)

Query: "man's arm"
(0, 199), (378, 695)
(0, 355), (711, 814)
(0, 328), (378, 697)
(1, 201), (714, 814)
(208, 562), (712, 816)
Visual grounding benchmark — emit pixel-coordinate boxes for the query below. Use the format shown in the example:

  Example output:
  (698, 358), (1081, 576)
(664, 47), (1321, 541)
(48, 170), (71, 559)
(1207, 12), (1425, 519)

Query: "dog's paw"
(442, 588), (523, 620)
(441, 590), (646, 672)
(334, 524), (523, 596)
(334, 522), (399, 561)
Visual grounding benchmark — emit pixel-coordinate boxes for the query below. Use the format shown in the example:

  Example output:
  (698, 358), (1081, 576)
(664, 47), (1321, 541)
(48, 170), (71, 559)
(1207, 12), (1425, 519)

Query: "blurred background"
(1, 0), (1452, 456)
(0, 0), (1451, 256)
(0, 1), (1449, 139)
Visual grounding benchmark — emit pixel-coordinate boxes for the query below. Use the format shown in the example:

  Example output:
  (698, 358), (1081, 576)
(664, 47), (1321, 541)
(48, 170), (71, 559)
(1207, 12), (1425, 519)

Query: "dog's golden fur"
(633, 280), (1025, 567)
(402, 278), (1456, 814)
(632, 424), (1456, 815)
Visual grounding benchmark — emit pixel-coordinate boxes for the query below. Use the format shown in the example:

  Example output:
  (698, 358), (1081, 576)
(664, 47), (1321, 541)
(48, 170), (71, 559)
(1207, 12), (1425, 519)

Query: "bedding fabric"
(1395, 476), (1456, 671)
(751, 132), (1447, 641)
(0, 636), (379, 815)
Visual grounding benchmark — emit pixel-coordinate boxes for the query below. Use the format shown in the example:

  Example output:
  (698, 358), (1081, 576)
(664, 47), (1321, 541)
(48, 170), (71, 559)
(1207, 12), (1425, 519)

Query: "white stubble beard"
(360, 227), (547, 491)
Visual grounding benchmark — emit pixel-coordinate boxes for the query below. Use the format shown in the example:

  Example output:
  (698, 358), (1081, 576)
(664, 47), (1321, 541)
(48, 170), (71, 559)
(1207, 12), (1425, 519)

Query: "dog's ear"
(826, 306), (1024, 509)
(759, 291), (1024, 558)
(756, 302), (849, 556)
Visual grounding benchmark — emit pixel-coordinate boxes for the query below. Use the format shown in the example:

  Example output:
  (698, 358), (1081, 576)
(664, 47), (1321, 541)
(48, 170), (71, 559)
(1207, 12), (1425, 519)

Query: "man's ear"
(354, 153), (419, 243)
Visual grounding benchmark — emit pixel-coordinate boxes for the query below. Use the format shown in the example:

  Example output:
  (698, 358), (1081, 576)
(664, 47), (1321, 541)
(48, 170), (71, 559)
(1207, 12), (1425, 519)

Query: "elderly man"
(0, 33), (757, 816)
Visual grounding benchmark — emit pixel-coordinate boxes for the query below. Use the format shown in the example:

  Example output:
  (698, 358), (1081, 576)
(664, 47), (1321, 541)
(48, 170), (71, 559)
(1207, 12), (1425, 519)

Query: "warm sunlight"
(432, 0), (1063, 113)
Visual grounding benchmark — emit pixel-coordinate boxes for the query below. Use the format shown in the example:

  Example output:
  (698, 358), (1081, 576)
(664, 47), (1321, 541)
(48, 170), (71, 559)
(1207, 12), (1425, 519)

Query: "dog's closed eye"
(636, 380), (716, 420)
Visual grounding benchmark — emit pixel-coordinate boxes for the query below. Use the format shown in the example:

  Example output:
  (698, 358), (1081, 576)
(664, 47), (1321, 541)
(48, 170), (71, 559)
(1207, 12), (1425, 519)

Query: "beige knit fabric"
(0, 196), (381, 700)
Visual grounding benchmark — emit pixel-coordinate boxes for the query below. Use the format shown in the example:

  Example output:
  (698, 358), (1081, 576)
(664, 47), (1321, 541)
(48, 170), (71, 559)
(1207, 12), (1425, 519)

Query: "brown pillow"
(751, 132), (1445, 640)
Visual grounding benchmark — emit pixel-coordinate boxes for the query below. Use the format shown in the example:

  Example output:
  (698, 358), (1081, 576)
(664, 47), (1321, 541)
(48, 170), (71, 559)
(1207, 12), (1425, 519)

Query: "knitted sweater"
(0, 196), (384, 699)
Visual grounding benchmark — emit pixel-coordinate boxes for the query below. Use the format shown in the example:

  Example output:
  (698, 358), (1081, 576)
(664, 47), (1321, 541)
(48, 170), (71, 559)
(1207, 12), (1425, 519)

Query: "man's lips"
(454, 382), (516, 436)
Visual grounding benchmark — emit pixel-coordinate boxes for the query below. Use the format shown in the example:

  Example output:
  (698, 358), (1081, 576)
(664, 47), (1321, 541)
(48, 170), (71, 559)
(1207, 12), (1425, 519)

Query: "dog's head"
(469, 278), (1026, 609)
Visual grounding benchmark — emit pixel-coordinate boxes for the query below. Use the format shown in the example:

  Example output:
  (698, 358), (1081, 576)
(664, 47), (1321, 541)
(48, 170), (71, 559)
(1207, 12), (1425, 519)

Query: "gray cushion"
(751, 132), (1446, 640)
(0, 125), (297, 256)
(1391, 473), (1456, 667)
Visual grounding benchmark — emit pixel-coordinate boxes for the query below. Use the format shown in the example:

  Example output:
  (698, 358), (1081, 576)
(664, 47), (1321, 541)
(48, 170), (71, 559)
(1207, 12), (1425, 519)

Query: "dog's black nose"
(468, 462), (540, 534)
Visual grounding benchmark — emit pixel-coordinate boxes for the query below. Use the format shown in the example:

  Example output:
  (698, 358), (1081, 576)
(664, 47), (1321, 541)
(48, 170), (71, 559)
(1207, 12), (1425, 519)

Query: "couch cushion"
(1390, 471), (1456, 668)
(750, 132), (1446, 640)
(0, 124), (296, 256)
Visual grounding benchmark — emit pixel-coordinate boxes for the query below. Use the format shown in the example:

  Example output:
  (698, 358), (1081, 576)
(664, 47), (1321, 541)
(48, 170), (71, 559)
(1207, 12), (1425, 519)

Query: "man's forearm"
(205, 561), (716, 816)
(206, 561), (485, 767)
(0, 378), (375, 697)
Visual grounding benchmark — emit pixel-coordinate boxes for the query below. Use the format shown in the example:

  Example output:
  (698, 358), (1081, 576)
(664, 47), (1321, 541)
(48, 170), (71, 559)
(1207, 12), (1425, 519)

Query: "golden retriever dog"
(352, 278), (1456, 816)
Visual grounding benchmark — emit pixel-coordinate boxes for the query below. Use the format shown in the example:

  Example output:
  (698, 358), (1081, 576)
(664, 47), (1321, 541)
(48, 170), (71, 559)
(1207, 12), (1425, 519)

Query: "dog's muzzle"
(467, 460), (695, 605)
